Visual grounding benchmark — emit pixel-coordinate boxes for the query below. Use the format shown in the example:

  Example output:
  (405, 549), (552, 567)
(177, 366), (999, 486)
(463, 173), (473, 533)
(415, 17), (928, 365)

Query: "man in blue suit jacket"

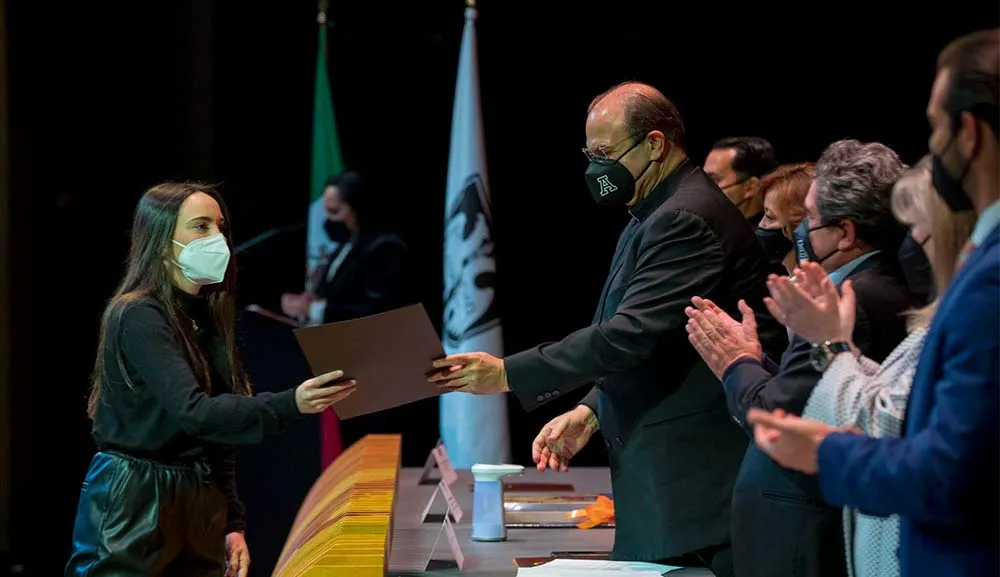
(746, 28), (1000, 577)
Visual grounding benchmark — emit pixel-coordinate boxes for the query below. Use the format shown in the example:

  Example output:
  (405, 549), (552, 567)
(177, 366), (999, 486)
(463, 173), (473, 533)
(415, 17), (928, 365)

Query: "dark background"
(2, 1), (997, 575)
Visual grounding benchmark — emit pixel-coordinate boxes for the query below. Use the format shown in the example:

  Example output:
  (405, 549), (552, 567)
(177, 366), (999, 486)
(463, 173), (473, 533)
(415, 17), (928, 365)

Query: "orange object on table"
(567, 495), (615, 529)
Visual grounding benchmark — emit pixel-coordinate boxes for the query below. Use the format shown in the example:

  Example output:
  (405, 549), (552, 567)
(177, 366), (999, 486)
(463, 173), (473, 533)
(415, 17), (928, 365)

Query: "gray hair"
(814, 139), (907, 250)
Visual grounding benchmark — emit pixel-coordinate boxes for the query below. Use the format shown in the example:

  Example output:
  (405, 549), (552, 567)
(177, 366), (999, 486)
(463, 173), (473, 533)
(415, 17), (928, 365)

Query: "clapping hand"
(684, 298), (762, 379)
(764, 262), (856, 345)
(747, 408), (860, 474)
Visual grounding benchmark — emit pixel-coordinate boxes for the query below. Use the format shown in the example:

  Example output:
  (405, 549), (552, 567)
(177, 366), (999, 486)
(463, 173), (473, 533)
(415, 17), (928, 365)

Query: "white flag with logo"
(439, 4), (511, 469)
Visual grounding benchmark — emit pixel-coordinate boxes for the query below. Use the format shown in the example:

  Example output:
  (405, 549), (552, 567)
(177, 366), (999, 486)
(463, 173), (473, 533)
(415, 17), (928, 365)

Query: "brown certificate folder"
(292, 303), (445, 420)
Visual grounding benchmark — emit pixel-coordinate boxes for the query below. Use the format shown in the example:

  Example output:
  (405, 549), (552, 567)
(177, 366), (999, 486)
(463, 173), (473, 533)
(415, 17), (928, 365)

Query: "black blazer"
(505, 159), (788, 561)
(722, 253), (913, 577)
(314, 231), (410, 323)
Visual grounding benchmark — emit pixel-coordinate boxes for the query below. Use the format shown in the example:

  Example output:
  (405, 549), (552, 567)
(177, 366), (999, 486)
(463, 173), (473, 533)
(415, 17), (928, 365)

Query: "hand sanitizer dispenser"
(470, 463), (524, 542)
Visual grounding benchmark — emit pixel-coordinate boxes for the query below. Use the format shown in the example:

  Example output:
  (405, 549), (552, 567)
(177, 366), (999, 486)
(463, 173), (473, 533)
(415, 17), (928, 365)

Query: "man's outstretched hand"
(428, 352), (510, 395)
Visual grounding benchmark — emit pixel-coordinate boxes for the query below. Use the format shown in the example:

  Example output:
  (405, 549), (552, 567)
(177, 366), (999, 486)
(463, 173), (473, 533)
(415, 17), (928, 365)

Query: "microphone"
(234, 224), (305, 255)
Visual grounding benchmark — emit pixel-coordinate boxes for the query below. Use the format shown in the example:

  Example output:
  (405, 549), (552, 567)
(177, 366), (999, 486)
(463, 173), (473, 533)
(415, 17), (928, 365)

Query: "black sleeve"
(216, 447), (246, 534)
(721, 302), (878, 433)
(761, 353), (781, 375)
(721, 268), (894, 432)
(118, 301), (301, 444)
(579, 387), (599, 416)
(505, 211), (726, 412)
(721, 336), (817, 433)
(323, 238), (408, 319)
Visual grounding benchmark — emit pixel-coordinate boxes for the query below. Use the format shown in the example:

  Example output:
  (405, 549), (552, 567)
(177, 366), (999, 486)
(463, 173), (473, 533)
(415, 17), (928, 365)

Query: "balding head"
(587, 82), (686, 150)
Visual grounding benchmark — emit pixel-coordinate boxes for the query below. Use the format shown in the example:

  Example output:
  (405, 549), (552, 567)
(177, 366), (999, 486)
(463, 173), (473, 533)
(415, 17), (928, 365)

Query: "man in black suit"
(686, 139), (914, 577)
(430, 81), (787, 575)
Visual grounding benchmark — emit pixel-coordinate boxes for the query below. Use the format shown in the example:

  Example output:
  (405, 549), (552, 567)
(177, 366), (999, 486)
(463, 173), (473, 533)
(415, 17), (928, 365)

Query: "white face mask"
(171, 233), (231, 285)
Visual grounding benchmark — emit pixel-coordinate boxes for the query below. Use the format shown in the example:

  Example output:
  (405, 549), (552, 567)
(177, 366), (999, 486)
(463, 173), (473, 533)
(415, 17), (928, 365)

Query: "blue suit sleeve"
(816, 263), (999, 525)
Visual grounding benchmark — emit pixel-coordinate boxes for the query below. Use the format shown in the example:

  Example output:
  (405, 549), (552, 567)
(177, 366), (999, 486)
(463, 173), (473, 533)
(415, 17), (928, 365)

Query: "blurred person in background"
(705, 136), (779, 227)
(281, 171), (410, 325)
(281, 171), (413, 449)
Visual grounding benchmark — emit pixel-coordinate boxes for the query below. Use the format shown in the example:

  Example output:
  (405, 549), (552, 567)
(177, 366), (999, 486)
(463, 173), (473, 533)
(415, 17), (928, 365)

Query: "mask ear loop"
(602, 136), (655, 187)
(967, 113), (983, 170)
(946, 111), (981, 184)
(167, 239), (188, 274)
(807, 222), (843, 265)
(631, 134), (664, 184)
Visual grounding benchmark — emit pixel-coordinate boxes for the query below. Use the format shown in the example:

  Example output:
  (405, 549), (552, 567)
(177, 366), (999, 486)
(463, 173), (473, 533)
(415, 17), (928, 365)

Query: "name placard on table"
(420, 440), (464, 524)
(418, 438), (458, 486)
(441, 515), (466, 570)
(417, 441), (466, 571)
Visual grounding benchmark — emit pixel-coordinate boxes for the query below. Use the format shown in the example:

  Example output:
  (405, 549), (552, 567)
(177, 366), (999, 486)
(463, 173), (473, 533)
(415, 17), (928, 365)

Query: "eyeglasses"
(717, 176), (750, 190)
(581, 134), (644, 162)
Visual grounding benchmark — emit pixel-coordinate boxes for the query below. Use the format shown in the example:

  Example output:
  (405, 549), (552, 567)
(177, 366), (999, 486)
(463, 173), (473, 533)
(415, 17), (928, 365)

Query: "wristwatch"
(809, 341), (852, 371)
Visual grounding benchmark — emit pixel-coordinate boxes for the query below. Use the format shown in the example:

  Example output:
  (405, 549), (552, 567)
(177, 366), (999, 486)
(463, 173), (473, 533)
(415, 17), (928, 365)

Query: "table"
(388, 467), (713, 576)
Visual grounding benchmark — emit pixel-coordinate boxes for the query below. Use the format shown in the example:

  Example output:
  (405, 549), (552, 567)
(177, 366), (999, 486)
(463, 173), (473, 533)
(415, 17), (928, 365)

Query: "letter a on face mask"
(585, 159), (636, 205)
(596, 175), (618, 197)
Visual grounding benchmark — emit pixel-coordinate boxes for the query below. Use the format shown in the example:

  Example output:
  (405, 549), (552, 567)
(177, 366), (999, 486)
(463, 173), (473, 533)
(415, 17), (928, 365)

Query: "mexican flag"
(309, 11), (344, 469)
(307, 15), (345, 288)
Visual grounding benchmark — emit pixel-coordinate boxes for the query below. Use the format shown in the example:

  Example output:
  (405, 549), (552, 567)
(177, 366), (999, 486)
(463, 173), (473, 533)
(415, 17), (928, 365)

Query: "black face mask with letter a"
(584, 139), (653, 206)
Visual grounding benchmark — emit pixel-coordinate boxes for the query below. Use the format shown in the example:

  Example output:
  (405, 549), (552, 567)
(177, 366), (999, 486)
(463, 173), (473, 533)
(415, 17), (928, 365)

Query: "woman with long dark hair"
(66, 182), (356, 577)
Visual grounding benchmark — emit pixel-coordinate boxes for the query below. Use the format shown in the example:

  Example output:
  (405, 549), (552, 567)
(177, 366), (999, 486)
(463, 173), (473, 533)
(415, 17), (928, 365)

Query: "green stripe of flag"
(311, 24), (344, 202)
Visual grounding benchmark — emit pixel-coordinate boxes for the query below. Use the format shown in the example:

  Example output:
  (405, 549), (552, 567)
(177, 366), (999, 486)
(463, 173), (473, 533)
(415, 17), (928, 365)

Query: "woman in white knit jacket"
(762, 156), (976, 577)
